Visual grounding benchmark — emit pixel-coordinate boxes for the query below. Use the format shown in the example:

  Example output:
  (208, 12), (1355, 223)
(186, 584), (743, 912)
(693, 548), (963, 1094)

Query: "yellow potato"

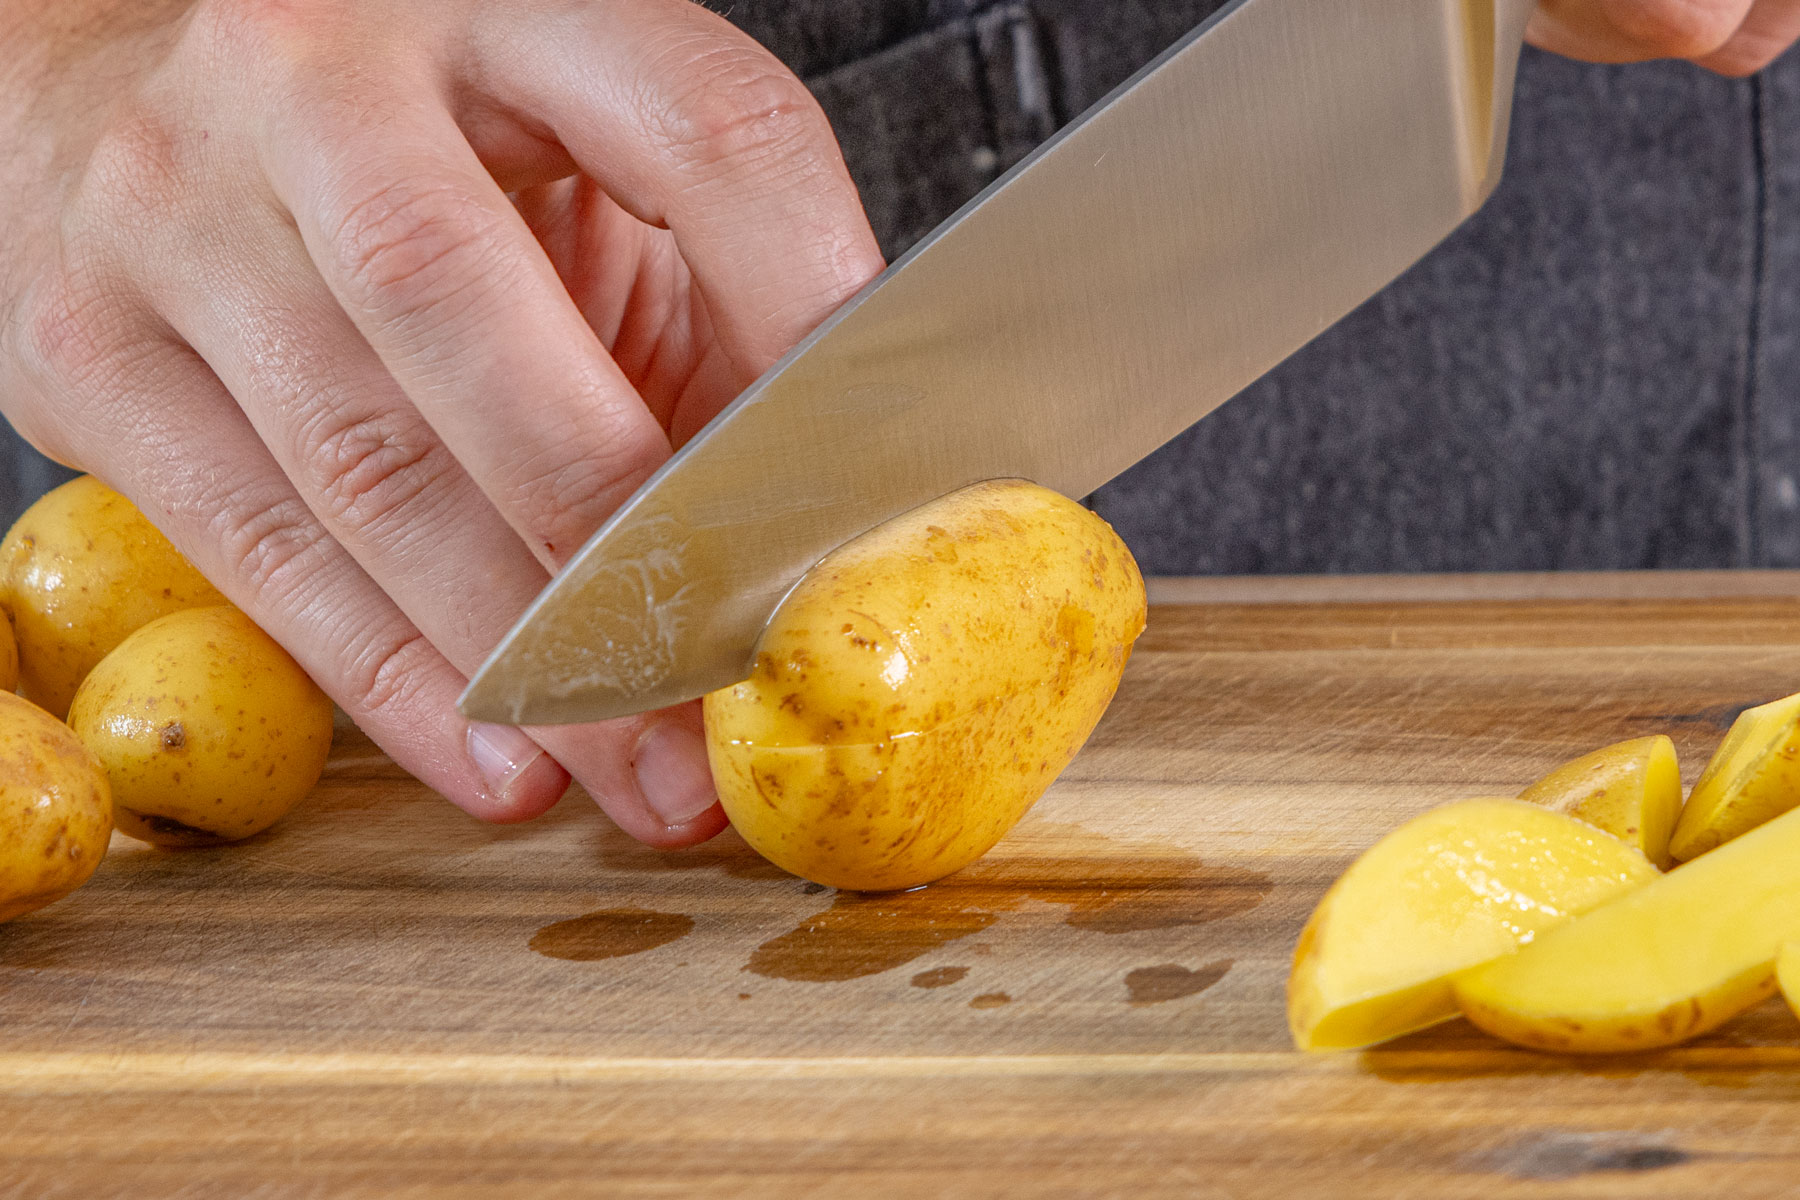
(0, 691), (112, 922)
(704, 479), (1146, 892)
(1670, 692), (1800, 861)
(0, 607), (16, 694)
(1518, 735), (1682, 868)
(1780, 944), (1800, 1024)
(1455, 804), (1800, 1054)
(1, 476), (225, 717)
(1288, 798), (1657, 1052)
(68, 607), (333, 847)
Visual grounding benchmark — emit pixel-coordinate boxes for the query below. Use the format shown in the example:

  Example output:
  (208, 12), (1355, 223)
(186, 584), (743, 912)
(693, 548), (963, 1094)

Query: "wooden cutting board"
(4, 572), (1800, 1198)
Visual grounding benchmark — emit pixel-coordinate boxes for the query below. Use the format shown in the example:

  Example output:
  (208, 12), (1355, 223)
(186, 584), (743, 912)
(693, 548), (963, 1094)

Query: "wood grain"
(4, 573), (1800, 1197)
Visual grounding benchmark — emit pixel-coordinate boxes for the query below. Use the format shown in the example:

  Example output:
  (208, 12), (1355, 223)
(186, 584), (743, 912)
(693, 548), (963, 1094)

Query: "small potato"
(0, 691), (113, 922)
(705, 479), (1146, 891)
(69, 607), (333, 847)
(0, 607), (17, 694)
(2, 476), (225, 717)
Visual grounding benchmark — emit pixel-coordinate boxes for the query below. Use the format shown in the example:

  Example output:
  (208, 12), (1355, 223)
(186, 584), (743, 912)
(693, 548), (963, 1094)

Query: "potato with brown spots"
(0, 691), (112, 922)
(1, 476), (225, 717)
(703, 479), (1146, 891)
(68, 606), (333, 846)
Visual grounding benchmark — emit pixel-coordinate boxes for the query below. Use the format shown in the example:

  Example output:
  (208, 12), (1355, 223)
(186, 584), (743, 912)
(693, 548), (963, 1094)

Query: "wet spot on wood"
(1479, 1131), (1690, 1180)
(743, 823), (1271, 981)
(911, 966), (969, 989)
(1124, 960), (1232, 1005)
(746, 900), (999, 982)
(969, 992), (1010, 1009)
(530, 908), (694, 962)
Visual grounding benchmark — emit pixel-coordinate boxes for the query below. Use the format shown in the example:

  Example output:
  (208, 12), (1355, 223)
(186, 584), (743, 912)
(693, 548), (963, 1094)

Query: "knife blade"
(461, 0), (1535, 726)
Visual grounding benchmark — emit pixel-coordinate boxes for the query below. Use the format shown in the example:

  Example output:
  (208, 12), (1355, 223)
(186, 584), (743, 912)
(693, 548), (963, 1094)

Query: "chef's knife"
(461, 0), (1536, 725)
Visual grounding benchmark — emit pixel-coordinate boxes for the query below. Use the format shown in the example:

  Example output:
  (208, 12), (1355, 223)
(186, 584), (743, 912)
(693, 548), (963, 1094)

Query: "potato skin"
(68, 607), (333, 847)
(1, 476), (225, 718)
(0, 608), (17, 694)
(704, 480), (1146, 891)
(0, 691), (113, 922)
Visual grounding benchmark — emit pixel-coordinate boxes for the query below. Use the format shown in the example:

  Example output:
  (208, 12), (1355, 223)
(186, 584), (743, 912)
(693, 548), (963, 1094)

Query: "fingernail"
(468, 722), (548, 801)
(633, 721), (719, 825)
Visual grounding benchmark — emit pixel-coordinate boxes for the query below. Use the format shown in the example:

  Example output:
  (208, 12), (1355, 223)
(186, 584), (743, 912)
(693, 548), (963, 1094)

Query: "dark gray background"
(5, 1), (1797, 574)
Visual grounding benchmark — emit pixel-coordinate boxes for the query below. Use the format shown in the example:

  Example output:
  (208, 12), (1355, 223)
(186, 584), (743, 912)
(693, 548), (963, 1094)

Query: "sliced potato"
(1669, 693), (1800, 861)
(1518, 735), (1681, 867)
(1287, 798), (1657, 1052)
(1455, 805), (1800, 1054)
(1781, 944), (1800, 1024)
(705, 479), (1145, 892)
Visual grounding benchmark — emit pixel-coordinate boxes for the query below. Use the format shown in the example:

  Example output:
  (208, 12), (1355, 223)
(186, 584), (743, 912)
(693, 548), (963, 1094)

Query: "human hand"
(0, 0), (883, 844)
(1529, 0), (1800, 74)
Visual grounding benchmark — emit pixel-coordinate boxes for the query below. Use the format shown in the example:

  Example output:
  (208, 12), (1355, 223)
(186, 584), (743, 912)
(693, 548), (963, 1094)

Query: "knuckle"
(16, 273), (110, 392)
(80, 107), (192, 230)
(299, 407), (453, 537)
(204, 489), (330, 599)
(1616, 0), (1747, 58)
(329, 177), (502, 321)
(340, 627), (437, 723)
(503, 416), (666, 561)
(651, 50), (828, 173)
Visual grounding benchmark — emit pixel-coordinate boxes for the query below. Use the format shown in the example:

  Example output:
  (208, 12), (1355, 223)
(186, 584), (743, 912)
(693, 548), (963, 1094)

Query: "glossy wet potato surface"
(68, 606), (334, 846)
(0, 476), (224, 718)
(704, 480), (1147, 891)
(0, 691), (112, 922)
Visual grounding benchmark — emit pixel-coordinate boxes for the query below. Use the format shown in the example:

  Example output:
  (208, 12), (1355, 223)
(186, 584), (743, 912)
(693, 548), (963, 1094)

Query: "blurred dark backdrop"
(6, 0), (1799, 573)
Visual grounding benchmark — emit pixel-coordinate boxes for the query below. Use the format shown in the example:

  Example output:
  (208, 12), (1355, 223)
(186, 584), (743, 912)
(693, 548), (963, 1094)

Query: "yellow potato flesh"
(0, 691), (112, 922)
(0, 608), (16, 693)
(1518, 735), (1682, 868)
(1780, 944), (1800, 1024)
(1288, 798), (1657, 1052)
(68, 606), (333, 846)
(1670, 692), (1800, 862)
(1455, 804), (1800, 1054)
(703, 479), (1146, 892)
(1, 476), (224, 718)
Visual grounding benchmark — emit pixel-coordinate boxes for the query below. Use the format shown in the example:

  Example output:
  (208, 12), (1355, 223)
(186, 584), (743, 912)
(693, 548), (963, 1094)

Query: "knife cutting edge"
(460, 0), (1537, 726)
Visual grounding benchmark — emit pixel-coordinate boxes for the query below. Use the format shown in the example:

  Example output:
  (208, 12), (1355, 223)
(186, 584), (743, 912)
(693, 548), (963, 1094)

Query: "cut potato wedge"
(1455, 805), (1800, 1054)
(1288, 798), (1657, 1052)
(1779, 944), (1800, 1024)
(1670, 693), (1800, 862)
(1519, 735), (1682, 868)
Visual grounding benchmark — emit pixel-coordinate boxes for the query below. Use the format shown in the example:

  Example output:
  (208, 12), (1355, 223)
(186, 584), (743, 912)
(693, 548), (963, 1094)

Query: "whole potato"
(0, 607), (17, 694)
(1, 476), (225, 717)
(704, 479), (1146, 891)
(0, 691), (113, 922)
(69, 606), (334, 847)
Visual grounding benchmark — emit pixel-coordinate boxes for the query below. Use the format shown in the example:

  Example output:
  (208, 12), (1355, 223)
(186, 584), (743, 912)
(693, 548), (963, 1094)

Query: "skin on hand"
(1529, 0), (1800, 76)
(0, 0), (884, 845)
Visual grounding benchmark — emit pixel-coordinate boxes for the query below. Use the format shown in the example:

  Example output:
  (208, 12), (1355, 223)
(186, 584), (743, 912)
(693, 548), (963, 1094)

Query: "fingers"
(1697, 0), (1800, 73)
(12, 279), (570, 823)
(470, 0), (885, 384)
(137, 209), (723, 844)
(1527, 0), (1762, 66)
(260, 85), (672, 572)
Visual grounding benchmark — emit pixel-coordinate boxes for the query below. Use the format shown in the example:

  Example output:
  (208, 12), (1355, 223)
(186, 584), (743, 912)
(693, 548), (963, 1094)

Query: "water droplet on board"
(530, 908), (694, 961)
